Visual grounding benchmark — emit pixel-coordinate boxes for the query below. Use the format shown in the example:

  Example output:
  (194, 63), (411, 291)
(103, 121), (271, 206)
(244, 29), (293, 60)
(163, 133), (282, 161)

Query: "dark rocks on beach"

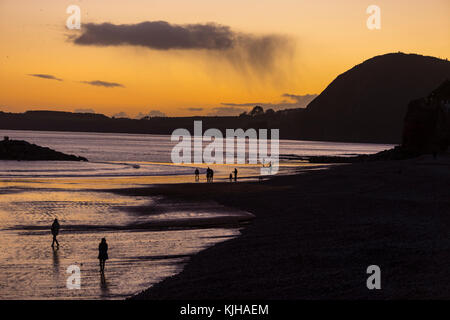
(0, 137), (88, 161)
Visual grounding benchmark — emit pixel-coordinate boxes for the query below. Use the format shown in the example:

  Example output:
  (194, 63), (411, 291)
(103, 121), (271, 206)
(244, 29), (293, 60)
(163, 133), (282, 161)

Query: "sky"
(0, 0), (449, 117)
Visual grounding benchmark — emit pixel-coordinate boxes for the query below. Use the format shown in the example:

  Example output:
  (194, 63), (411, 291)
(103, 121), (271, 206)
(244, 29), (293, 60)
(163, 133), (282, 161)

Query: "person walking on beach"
(233, 168), (238, 182)
(210, 168), (214, 182)
(98, 238), (109, 273)
(195, 168), (200, 182)
(51, 218), (60, 248)
(206, 167), (212, 182)
(229, 173), (233, 182)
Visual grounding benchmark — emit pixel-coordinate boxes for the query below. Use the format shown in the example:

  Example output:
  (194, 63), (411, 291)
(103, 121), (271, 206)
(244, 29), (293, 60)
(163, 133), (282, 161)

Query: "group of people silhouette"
(194, 167), (238, 182)
(51, 218), (108, 274)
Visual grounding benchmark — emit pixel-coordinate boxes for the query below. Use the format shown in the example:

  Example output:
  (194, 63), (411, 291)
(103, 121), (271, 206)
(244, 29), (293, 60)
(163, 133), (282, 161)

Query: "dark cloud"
(28, 74), (63, 81)
(74, 108), (96, 114)
(74, 21), (233, 50)
(187, 107), (204, 112)
(71, 21), (294, 73)
(221, 93), (318, 111)
(81, 80), (124, 88)
(221, 102), (265, 107)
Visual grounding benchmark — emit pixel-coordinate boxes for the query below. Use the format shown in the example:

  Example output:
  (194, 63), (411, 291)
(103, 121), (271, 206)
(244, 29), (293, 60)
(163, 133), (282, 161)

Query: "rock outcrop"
(0, 137), (88, 161)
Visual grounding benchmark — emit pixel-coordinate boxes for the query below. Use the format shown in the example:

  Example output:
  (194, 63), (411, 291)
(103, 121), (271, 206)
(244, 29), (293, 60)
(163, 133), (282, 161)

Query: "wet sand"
(119, 155), (450, 299)
(0, 185), (245, 299)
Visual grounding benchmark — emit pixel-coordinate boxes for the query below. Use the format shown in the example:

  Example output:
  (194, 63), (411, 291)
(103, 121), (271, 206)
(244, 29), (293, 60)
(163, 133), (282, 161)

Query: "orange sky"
(0, 0), (449, 117)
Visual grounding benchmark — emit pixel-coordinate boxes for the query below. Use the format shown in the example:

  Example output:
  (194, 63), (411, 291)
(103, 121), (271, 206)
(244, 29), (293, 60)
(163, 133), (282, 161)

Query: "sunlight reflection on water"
(0, 188), (242, 299)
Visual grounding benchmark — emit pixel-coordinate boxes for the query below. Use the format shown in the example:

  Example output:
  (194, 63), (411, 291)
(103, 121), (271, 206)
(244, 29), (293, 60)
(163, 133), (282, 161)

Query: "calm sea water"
(0, 129), (395, 299)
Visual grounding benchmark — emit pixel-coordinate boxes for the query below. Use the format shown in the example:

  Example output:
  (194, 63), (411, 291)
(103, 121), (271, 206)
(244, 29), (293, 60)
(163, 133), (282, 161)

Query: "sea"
(0, 129), (394, 299)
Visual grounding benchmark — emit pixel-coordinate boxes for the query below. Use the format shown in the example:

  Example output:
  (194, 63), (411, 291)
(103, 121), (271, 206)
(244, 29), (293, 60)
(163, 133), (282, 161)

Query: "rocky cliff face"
(402, 80), (450, 154)
(0, 138), (88, 161)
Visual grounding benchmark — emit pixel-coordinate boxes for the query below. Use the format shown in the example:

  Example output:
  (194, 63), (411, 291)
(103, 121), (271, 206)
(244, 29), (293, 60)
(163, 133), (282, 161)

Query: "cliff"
(402, 79), (450, 154)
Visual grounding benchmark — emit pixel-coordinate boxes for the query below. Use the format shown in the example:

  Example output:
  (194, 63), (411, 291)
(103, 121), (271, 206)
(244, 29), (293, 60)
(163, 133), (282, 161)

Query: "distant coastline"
(0, 109), (311, 143)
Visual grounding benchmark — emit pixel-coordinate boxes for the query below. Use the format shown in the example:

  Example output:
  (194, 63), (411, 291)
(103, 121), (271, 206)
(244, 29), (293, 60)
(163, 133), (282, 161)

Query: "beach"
(126, 154), (450, 299)
(0, 129), (396, 299)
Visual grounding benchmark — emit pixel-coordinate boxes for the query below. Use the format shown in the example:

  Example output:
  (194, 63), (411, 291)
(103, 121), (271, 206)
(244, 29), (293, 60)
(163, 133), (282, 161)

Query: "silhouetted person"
(98, 238), (109, 273)
(229, 173), (233, 182)
(206, 167), (211, 182)
(234, 168), (238, 182)
(51, 218), (60, 248)
(210, 169), (214, 182)
(195, 168), (199, 182)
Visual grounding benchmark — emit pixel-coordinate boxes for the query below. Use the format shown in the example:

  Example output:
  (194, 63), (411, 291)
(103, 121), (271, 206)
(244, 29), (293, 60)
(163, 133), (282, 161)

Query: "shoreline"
(118, 154), (450, 299)
(0, 180), (248, 300)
